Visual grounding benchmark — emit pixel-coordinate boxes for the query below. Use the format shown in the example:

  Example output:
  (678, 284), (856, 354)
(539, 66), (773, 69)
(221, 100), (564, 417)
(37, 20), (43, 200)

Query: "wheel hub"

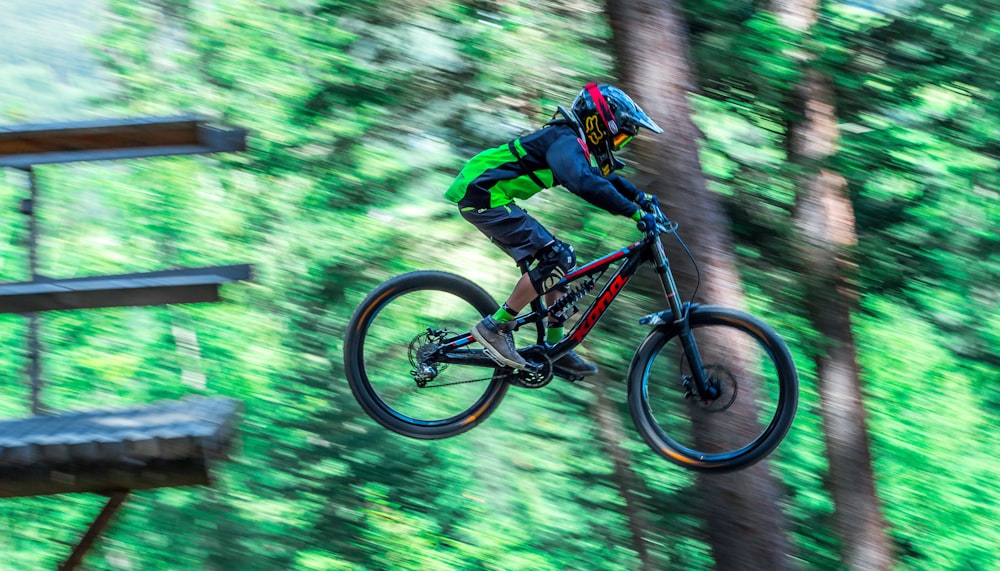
(408, 329), (449, 386)
(683, 365), (738, 412)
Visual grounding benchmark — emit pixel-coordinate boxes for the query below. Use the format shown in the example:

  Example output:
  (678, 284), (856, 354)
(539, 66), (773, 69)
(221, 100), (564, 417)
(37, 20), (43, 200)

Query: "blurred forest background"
(0, 0), (997, 569)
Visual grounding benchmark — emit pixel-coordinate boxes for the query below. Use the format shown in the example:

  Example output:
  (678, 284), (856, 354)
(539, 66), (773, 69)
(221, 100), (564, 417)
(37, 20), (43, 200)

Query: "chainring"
(508, 346), (554, 389)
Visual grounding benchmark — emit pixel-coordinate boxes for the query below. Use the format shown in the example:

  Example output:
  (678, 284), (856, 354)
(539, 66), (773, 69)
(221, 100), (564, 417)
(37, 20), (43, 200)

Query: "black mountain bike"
(344, 204), (798, 472)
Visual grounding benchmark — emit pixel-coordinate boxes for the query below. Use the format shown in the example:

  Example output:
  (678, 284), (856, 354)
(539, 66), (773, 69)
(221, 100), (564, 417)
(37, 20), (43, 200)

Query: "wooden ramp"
(0, 396), (241, 498)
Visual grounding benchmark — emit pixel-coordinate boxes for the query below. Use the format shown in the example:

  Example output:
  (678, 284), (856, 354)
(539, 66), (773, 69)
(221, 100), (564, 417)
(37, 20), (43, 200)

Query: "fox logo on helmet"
(584, 114), (605, 146)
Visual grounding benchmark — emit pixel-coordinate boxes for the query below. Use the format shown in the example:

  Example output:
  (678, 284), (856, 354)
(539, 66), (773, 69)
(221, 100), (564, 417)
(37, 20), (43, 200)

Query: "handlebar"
(643, 203), (676, 237)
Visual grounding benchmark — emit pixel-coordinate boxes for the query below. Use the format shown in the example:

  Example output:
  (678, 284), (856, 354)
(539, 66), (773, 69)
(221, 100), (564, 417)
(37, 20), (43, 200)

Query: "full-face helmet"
(570, 83), (663, 174)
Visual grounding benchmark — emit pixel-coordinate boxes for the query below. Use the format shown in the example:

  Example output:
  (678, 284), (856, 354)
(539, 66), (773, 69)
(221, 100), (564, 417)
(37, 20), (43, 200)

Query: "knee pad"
(527, 240), (576, 294)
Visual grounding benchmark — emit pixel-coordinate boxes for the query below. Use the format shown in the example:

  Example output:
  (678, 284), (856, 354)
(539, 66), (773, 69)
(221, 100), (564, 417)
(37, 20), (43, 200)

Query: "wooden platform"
(0, 113), (251, 569)
(0, 264), (252, 314)
(0, 396), (241, 498)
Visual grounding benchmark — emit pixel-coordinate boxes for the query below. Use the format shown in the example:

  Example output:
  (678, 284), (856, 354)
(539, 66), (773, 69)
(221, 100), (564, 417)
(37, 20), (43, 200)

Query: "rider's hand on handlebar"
(636, 192), (659, 213)
(636, 212), (657, 234)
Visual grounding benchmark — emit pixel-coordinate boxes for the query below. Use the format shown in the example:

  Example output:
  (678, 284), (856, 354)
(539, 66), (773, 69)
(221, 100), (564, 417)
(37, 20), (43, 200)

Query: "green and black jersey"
(446, 123), (642, 217)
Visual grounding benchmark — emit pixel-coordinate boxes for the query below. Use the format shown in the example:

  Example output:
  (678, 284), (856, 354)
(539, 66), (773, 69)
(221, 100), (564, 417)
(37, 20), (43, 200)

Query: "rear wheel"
(628, 306), (798, 472)
(344, 271), (509, 439)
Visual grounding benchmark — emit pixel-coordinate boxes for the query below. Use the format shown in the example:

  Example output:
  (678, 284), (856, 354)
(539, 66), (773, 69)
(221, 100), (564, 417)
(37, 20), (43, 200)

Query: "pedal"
(552, 366), (585, 383)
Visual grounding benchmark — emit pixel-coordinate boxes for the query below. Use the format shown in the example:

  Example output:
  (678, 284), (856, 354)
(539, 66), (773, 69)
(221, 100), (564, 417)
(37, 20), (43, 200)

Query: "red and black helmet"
(571, 83), (663, 174)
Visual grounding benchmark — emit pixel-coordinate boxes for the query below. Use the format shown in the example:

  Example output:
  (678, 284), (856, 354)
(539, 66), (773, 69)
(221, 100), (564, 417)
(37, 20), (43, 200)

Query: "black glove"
(636, 192), (659, 212)
(636, 212), (657, 233)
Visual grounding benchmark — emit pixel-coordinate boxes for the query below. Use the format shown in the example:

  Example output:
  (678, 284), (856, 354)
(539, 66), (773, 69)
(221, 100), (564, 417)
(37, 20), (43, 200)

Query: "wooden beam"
(0, 116), (247, 168)
(0, 264), (252, 313)
(59, 491), (130, 571)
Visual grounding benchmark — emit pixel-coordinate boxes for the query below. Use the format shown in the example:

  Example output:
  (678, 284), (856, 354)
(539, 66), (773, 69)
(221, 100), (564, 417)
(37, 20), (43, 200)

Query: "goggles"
(613, 133), (633, 151)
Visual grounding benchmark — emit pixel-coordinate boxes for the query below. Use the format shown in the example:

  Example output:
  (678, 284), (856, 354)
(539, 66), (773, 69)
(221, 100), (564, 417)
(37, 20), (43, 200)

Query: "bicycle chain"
(420, 372), (517, 388)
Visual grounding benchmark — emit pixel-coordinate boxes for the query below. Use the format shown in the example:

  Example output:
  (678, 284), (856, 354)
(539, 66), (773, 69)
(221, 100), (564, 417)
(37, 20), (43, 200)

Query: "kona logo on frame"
(569, 273), (628, 343)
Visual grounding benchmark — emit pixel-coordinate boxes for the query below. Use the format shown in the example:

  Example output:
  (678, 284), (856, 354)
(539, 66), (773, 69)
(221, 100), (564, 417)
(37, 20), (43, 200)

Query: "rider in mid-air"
(445, 83), (663, 377)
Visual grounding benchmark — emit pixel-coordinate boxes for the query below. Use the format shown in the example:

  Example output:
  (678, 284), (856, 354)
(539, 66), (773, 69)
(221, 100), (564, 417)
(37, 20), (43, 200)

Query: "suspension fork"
(649, 236), (719, 400)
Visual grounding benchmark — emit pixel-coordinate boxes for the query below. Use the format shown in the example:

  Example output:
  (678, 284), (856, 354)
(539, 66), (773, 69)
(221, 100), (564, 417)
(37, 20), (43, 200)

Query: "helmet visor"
(633, 109), (663, 134)
(612, 87), (664, 134)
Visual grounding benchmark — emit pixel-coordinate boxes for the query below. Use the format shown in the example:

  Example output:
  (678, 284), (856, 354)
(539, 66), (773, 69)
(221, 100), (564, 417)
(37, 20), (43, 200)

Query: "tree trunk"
(591, 381), (654, 571)
(788, 69), (895, 571)
(604, 1), (795, 569)
(771, 0), (896, 565)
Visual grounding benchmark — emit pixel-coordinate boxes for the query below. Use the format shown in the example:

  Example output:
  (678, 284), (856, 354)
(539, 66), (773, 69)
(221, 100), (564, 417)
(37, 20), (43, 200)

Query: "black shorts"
(460, 203), (554, 263)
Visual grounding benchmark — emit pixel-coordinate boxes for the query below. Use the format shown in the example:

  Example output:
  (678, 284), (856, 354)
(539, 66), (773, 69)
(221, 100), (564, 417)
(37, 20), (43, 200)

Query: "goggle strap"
(585, 82), (618, 135)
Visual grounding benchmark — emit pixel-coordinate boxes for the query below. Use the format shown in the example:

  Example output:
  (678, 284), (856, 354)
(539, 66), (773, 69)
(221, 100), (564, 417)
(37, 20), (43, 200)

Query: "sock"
(545, 325), (564, 345)
(493, 303), (518, 323)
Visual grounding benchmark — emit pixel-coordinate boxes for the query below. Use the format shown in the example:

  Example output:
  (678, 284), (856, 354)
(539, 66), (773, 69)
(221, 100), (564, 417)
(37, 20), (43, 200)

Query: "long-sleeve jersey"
(445, 123), (641, 218)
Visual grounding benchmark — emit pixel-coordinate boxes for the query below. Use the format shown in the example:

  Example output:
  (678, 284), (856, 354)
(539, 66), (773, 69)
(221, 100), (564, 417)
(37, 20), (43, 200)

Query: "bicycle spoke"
(649, 326), (778, 451)
(630, 307), (797, 471)
(358, 285), (501, 423)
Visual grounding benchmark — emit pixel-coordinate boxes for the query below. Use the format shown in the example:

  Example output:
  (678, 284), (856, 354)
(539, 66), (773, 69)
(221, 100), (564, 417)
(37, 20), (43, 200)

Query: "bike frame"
(432, 213), (716, 398)
(525, 238), (649, 353)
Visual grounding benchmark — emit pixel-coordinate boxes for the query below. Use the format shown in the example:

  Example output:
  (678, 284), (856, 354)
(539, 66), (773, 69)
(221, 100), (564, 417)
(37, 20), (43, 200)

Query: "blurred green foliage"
(0, 0), (996, 569)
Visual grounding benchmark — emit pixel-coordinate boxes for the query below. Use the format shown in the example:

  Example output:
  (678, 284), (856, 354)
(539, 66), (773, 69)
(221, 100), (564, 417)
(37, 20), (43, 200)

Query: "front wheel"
(628, 306), (798, 472)
(344, 271), (509, 439)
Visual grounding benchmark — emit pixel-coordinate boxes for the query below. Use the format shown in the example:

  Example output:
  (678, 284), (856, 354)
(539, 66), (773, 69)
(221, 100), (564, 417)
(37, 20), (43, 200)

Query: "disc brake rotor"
(696, 365), (738, 412)
(408, 329), (450, 386)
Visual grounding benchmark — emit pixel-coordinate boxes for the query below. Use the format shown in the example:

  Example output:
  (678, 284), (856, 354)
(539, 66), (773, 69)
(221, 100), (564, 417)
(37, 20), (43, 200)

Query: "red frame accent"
(567, 272), (631, 344)
(565, 247), (631, 280)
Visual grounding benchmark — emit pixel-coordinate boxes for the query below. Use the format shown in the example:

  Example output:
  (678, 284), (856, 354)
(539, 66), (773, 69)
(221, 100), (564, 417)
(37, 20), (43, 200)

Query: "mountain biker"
(445, 83), (663, 376)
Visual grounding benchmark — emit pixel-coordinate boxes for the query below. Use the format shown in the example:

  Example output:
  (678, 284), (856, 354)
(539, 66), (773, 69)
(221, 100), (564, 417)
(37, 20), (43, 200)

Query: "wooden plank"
(0, 397), (241, 498)
(0, 116), (247, 167)
(0, 264), (252, 313)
